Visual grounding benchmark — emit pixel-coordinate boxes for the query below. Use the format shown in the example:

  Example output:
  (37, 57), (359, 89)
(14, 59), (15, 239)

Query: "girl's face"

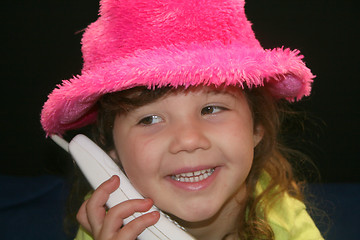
(111, 86), (263, 222)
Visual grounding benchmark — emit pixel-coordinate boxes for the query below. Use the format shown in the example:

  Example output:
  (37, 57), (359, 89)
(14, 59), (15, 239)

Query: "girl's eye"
(201, 106), (225, 115)
(138, 115), (163, 125)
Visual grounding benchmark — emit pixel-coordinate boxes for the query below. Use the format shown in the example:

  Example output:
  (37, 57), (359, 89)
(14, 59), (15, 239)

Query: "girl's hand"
(76, 176), (160, 240)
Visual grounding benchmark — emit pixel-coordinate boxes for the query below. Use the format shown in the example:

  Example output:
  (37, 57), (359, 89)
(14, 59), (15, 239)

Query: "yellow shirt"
(253, 173), (324, 240)
(75, 174), (323, 240)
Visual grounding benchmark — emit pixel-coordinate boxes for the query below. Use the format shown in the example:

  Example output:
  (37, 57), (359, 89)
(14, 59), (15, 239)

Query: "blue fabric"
(0, 175), (73, 240)
(307, 183), (360, 240)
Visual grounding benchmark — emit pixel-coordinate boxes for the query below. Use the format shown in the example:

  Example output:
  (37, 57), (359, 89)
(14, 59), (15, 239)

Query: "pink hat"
(41, 0), (314, 136)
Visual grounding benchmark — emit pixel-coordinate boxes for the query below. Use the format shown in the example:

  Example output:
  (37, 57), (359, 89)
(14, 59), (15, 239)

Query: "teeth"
(171, 168), (215, 182)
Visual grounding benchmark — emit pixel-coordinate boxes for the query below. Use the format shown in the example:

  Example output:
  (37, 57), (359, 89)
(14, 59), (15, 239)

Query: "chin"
(168, 204), (220, 224)
(180, 212), (214, 222)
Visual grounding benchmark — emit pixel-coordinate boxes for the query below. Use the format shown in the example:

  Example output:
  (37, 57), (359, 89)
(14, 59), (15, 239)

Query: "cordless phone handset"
(51, 134), (195, 240)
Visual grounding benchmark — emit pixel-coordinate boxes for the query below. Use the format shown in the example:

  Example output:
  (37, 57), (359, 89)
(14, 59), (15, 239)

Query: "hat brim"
(41, 40), (314, 135)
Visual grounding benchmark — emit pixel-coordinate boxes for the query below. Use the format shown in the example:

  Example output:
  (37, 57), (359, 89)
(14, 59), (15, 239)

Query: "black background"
(2, 0), (359, 182)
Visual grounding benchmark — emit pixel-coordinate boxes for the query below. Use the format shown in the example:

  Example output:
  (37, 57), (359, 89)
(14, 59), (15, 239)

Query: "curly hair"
(240, 87), (306, 239)
(89, 85), (307, 240)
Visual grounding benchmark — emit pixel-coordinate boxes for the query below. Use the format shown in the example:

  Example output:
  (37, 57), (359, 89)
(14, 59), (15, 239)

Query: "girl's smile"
(170, 166), (215, 182)
(168, 166), (219, 191)
(111, 86), (263, 223)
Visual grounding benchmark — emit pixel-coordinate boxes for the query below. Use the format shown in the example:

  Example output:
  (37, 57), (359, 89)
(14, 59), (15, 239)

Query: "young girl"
(41, 0), (323, 239)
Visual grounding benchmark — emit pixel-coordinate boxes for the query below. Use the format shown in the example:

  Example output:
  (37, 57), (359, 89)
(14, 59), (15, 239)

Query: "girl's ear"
(109, 150), (117, 159)
(108, 150), (121, 164)
(253, 124), (264, 147)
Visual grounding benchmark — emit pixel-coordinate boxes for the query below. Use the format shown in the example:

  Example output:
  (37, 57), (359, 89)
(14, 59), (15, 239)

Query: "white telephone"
(51, 134), (195, 240)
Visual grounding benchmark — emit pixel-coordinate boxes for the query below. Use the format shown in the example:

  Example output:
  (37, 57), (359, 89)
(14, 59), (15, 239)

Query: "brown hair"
(91, 85), (307, 240)
(241, 88), (306, 239)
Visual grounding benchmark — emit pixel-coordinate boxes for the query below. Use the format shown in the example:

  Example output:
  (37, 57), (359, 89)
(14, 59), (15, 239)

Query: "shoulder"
(267, 192), (323, 240)
(256, 173), (324, 240)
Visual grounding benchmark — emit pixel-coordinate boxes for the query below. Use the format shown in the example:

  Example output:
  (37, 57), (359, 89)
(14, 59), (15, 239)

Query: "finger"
(76, 199), (92, 233)
(101, 198), (154, 236)
(116, 211), (160, 240)
(86, 175), (120, 236)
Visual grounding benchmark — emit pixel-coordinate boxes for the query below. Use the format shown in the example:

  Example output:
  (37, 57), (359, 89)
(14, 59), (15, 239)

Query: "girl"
(41, 0), (323, 239)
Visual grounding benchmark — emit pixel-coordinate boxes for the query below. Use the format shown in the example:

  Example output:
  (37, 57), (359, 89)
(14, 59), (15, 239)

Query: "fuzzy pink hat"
(41, 0), (314, 136)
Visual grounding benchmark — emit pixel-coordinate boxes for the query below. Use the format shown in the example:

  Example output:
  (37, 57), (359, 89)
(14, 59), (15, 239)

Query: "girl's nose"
(168, 120), (211, 154)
